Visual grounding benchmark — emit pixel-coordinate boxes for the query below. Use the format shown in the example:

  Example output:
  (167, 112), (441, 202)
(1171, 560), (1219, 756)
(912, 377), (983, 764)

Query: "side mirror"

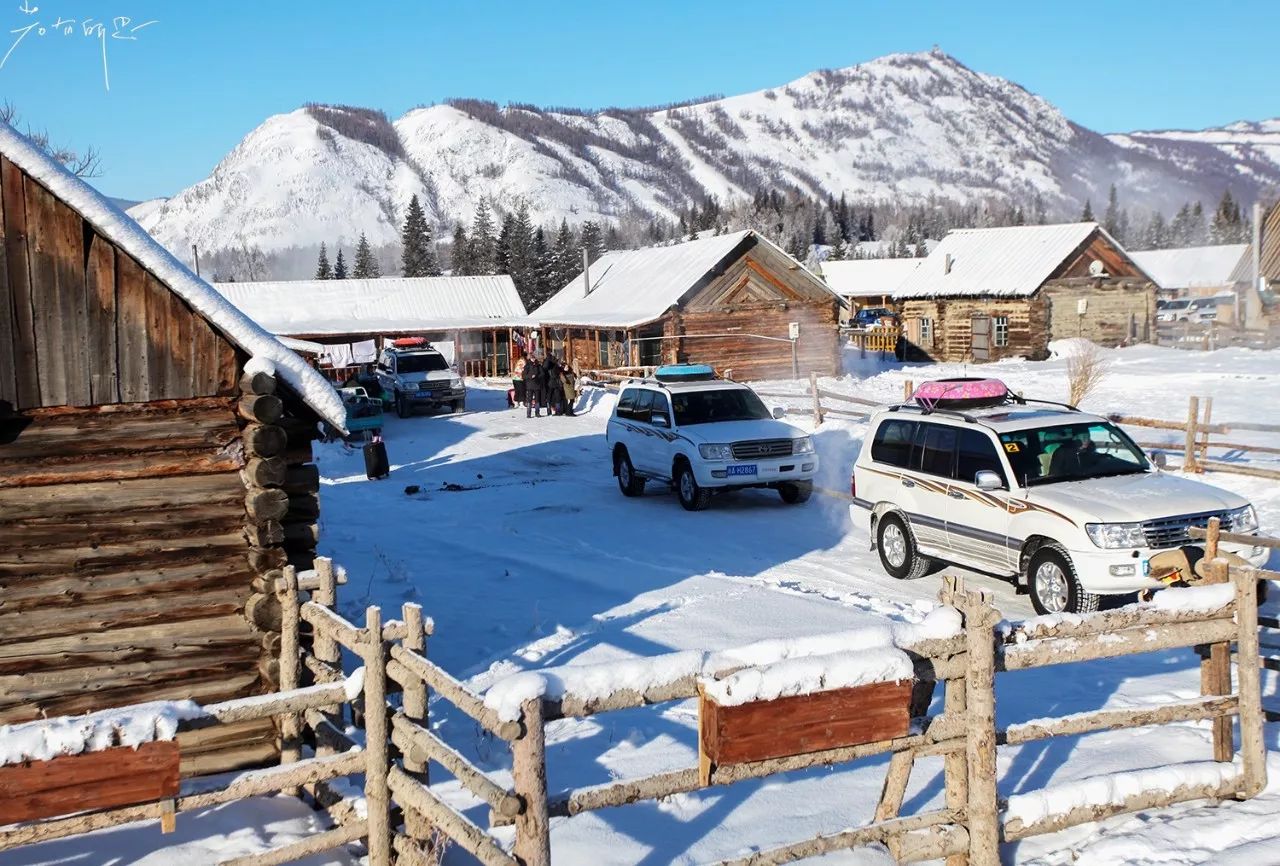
(651, 412), (671, 429)
(975, 470), (1004, 491)
(772, 406), (786, 419)
(1149, 450), (1168, 470)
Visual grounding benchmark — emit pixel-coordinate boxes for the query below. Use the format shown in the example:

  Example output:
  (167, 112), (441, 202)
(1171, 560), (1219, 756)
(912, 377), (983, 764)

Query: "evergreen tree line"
(314, 233), (382, 280)
(1083, 185), (1252, 250)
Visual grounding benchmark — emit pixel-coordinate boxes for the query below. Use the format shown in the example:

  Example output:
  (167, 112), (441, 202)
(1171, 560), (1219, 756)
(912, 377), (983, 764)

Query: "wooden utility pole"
(582, 248), (592, 298)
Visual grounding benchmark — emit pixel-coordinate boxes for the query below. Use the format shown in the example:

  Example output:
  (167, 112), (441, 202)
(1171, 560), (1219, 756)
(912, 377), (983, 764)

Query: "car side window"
(633, 390), (656, 423)
(955, 429), (1007, 486)
(649, 391), (670, 423)
(871, 419), (917, 468)
(617, 389), (637, 420)
(917, 423), (958, 478)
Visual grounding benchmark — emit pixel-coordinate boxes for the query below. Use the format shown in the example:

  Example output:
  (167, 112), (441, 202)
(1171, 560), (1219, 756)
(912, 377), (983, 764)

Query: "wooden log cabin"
(892, 222), (1157, 363)
(530, 230), (845, 380)
(0, 122), (347, 775)
(215, 276), (530, 380)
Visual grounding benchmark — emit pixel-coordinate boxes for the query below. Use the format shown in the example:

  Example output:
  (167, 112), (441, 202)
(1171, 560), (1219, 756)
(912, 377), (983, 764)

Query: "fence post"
(1199, 519), (1233, 762)
(938, 577), (969, 866)
(963, 589), (1000, 866)
(1184, 396), (1200, 473)
(400, 602), (434, 845)
(1232, 561), (1267, 798)
(279, 566), (301, 793)
(512, 697), (551, 866)
(1200, 396), (1214, 466)
(313, 557), (342, 734)
(809, 372), (824, 426)
(363, 606), (392, 866)
(904, 379), (914, 403)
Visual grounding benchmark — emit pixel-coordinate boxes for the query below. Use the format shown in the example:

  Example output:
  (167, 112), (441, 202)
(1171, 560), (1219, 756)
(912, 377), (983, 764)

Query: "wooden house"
(820, 258), (922, 325)
(892, 222), (1156, 363)
(1131, 244), (1248, 302)
(215, 276), (529, 379)
(0, 122), (346, 775)
(531, 230), (844, 380)
(1229, 201), (1280, 330)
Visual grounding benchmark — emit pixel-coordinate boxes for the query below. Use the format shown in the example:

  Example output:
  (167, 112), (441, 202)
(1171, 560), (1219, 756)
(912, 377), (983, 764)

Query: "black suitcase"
(363, 439), (389, 480)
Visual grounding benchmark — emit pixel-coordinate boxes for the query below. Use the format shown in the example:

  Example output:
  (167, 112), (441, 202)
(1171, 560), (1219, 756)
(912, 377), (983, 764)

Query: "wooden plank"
(116, 252), (149, 402)
(145, 271), (172, 399)
(168, 291), (196, 399)
(0, 401), (239, 461)
(699, 679), (913, 766)
(0, 157), (15, 405)
(0, 669), (261, 725)
(0, 741), (180, 824)
(85, 233), (119, 404)
(0, 448), (244, 488)
(22, 174), (66, 406)
(1, 157), (38, 408)
(0, 471), (245, 520)
(50, 194), (90, 406)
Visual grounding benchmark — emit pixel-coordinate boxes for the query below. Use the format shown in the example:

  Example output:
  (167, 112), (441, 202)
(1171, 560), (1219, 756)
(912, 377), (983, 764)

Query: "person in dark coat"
(523, 355), (544, 418)
(544, 355), (565, 415)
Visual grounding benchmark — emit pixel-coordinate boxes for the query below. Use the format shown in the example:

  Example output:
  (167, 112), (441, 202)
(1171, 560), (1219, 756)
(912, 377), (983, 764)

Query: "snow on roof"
(0, 701), (206, 766)
(821, 258), (923, 297)
(279, 336), (326, 355)
(215, 276), (529, 336)
(893, 222), (1113, 300)
(0, 122), (346, 431)
(1130, 244), (1248, 290)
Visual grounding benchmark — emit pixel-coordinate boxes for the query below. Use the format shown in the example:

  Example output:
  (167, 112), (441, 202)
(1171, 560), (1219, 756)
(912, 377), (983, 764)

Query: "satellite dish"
(1088, 260), (1108, 278)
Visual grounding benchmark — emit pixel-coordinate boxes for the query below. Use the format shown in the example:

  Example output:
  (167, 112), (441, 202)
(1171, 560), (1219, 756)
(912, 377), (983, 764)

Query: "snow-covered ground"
(8, 343), (1280, 866)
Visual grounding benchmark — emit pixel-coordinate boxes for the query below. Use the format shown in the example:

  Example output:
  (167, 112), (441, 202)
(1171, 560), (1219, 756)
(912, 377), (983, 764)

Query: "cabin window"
(993, 316), (1009, 347)
(920, 317), (933, 346)
(597, 333), (610, 367)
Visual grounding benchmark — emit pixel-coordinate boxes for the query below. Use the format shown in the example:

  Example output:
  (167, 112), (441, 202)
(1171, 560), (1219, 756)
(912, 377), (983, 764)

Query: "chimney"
(943, 253), (953, 275)
(582, 247), (592, 297)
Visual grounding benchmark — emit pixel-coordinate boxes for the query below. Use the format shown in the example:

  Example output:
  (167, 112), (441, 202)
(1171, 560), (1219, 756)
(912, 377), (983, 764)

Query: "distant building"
(820, 258), (923, 323)
(1131, 244), (1248, 300)
(531, 230), (845, 380)
(892, 222), (1156, 362)
(1228, 202), (1280, 329)
(215, 276), (529, 378)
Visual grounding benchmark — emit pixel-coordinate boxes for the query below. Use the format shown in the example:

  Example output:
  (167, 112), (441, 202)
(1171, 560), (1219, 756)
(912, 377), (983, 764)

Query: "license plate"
(727, 464), (758, 476)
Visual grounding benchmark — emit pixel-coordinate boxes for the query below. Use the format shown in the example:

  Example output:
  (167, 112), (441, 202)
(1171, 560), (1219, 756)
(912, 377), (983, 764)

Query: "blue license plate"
(727, 464), (758, 476)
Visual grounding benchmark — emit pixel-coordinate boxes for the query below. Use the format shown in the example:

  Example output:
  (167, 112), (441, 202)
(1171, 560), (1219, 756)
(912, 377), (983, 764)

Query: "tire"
(1028, 545), (1100, 616)
(676, 462), (712, 511)
(778, 481), (813, 505)
(877, 513), (931, 580)
(395, 393), (409, 419)
(453, 399), (465, 413)
(615, 450), (645, 497)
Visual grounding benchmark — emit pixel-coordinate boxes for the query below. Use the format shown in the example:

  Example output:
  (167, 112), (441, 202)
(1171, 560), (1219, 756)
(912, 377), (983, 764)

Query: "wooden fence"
(3, 548), (1273, 866)
(1155, 320), (1280, 351)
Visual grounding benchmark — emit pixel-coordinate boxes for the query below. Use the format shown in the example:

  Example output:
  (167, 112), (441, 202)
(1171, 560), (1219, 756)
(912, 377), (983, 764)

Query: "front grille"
(418, 382), (434, 391)
(731, 439), (793, 460)
(1141, 510), (1233, 549)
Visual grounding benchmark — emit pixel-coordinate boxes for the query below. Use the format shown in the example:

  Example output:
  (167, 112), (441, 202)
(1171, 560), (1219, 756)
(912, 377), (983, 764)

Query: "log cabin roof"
(0, 122), (346, 429)
(893, 222), (1149, 300)
(215, 276), (530, 336)
(820, 258), (923, 298)
(1131, 244), (1248, 290)
(532, 230), (838, 328)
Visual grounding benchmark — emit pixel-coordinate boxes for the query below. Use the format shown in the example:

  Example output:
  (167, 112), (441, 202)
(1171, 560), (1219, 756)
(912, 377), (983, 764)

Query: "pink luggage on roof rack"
(912, 377), (1010, 410)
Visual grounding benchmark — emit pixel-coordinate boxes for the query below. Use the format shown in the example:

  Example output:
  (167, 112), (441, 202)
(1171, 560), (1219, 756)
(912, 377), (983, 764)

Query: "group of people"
(511, 353), (579, 417)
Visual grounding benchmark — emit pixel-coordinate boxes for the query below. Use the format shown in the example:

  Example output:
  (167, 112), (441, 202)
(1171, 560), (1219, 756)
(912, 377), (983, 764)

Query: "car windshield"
(671, 388), (771, 425)
(1163, 300), (1191, 310)
(397, 353), (449, 373)
(999, 421), (1149, 486)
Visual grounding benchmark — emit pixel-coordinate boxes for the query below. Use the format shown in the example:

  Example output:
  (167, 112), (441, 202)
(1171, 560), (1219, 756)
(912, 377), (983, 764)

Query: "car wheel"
(395, 393), (409, 419)
(877, 513), (931, 580)
(778, 481), (813, 505)
(615, 450), (645, 497)
(1028, 545), (1099, 615)
(676, 462), (712, 511)
(453, 399), (465, 413)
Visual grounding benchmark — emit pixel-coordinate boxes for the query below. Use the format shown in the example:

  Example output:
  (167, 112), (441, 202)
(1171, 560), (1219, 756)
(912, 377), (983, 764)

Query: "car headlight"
(699, 443), (734, 461)
(793, 437), (815, 455)
(1085, 522), (1147, 549)
(450, 377), (463, 389)
(1229, 505), (1259, 533)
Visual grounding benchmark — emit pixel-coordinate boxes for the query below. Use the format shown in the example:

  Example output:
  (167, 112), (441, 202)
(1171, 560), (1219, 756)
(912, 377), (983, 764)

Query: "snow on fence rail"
(2, 546), (1275, 866)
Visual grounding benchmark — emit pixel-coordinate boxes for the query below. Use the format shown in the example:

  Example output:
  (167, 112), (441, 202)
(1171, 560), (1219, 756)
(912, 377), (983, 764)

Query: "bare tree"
(1, 101), (102, 178)
(1064, 340), (1112, 407)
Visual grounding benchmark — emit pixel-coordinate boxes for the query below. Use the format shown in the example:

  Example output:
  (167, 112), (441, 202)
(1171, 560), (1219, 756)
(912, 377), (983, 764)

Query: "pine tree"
(579, 220), (605, 265)
(333, 248), (348, 280)
(552, 220), (578, 290)
(315, 243), (332, 280)
(495, 213), (515, 277)
(530, 227), (553, 307)
(400, 194), (440, 277)
(1080, 199), (1094, 222)
(353, 233), (380, 278)
(450, 224), (471, 275)
(1144, 212), (1169, 249)
(1189, 201), (1207, 246)
(1033, 193), (1048, 225)
(467, 199), (497, 275)
(1103, 185), (1120, 237)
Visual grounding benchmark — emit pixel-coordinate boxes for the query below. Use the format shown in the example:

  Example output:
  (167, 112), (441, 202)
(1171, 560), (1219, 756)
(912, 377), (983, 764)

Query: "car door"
(902, 422), (957, 558)
(646, 391), (676, 481)
(627, 389), (660, 475)
(944, 428), (1015, 573)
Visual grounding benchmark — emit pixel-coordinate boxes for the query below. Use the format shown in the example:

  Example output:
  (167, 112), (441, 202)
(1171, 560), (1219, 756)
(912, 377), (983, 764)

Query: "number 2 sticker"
(1004, 442), (1021, 453)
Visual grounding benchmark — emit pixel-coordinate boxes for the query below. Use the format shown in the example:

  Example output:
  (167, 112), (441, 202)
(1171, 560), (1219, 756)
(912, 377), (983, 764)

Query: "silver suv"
(375, 342), (465, 418)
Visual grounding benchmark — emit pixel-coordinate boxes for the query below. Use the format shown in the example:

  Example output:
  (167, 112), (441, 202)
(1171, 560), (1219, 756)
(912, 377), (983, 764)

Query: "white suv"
(852, 396), (1267, 614)
(374, 342), (465, 418)
(607, 376), (818, 511)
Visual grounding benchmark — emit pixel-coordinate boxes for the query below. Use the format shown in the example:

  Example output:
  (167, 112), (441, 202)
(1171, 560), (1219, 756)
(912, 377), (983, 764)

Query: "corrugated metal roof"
(531, 231), (753, 328)
(1131, 244), (1248, 290)
(894, 222), (1106, 299)
(214, 276), (529, 336)
(821, 258), (923, 297)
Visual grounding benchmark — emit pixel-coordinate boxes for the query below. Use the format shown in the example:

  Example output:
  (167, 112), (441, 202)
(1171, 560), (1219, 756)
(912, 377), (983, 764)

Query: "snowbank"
(0, 701), (207, 766)
(483, 606), (958, 721)
(0, 122), (346, 432)
(701, 646), (913, 707)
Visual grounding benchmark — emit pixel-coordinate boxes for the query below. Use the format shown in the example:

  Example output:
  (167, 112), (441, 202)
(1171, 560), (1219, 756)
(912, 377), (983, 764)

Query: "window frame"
(870, 419), (919, 469)
(954, 428), (1008, 488)
(920, 316), (934, 346)
(915, 422), (959, 478)
(616, 388), (638, 420)
(993, 315), (1010, 347)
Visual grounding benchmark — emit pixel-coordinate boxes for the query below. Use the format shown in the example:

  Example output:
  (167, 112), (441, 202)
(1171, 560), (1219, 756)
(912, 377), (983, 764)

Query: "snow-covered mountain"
(131, 49), (1280, 257)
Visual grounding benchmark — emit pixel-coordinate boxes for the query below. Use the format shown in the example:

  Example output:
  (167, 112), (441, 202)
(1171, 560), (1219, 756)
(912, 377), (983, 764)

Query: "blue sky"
(0, 0), (1274, 200)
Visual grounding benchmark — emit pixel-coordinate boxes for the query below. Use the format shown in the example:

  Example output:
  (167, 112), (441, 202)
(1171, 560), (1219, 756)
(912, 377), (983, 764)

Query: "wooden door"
(970, 315), (992, 361)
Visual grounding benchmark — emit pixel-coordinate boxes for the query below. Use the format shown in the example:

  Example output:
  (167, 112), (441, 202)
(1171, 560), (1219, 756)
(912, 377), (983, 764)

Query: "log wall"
(0, 155), (238, 411)
(899, 297), (1045, 363)
(1043, 279), (1156, 346)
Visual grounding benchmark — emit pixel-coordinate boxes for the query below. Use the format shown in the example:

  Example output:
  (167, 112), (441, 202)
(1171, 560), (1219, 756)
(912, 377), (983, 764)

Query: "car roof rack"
(1008, 394), (1080, 412)
(887, 403), (978, 423)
